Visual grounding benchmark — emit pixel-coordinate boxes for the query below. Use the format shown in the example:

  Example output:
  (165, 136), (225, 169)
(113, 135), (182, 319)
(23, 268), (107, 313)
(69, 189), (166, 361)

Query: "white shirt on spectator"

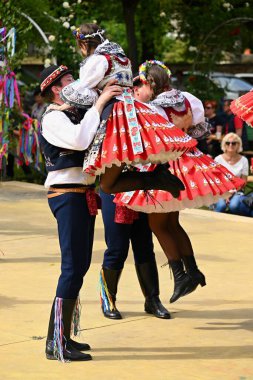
(214, 155), (249, 177)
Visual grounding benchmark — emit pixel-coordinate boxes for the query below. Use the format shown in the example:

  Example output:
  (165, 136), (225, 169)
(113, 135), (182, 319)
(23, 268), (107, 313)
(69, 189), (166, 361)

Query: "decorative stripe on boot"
(99, 269), (115, 313)
(71, 296), (81, 337)
(53, 297), (69, 363)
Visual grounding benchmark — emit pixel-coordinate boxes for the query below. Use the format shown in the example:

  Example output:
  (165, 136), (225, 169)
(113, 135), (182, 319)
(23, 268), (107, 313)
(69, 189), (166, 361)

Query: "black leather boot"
(45, 298), (92, 361)
(100, 267), (122, 319)
(182, 255), (206, 289)
(169, 260), (196, 303)
(135, 261), (171, 319)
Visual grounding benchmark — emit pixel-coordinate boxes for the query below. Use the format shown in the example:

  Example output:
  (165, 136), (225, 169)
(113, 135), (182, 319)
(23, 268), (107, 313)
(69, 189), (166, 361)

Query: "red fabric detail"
(163, 98), (191, 120)
(114, 147), (245, 212)
(114, 204), (139, 224)
(163, 98), (191, 123)
(102, 54), (130, 77)
(103, 54), (113, 76)
(225, 115), (243, 134)
(231, 91), (253, 127)
(234, 116), (243, 129)
(113, 55), (130, 66)
(40, 65), (68, 92)
(83, 100), (197, 177)
(86, 189), (98, 216)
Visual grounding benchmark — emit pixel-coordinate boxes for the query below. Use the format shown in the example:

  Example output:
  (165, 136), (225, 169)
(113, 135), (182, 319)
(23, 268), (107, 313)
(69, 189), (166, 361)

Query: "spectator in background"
(213, 133), (252, 217)
(245, 122), (253, 151)
(204, 100), (223, 157)
(31, 86), (47, 123)
(222, 99), (248, 151)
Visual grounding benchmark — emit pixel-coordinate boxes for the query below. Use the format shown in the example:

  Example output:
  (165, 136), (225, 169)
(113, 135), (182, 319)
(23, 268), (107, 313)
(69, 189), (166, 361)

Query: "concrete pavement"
(0, 181), (253, 380)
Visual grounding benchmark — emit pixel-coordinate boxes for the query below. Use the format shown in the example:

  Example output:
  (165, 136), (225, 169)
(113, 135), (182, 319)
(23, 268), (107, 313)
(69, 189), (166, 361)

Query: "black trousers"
(100, 190), (155, 270)
(48, 192), (95, 298)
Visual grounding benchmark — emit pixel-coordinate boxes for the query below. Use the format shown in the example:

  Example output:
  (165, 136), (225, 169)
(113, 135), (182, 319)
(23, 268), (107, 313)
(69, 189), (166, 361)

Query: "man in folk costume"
(39, 64), (122, 362)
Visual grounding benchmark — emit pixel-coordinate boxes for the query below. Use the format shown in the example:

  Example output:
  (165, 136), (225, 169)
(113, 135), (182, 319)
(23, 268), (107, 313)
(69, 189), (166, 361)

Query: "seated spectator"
(213, 133), (252, 217)
(204, 100), (223, 157)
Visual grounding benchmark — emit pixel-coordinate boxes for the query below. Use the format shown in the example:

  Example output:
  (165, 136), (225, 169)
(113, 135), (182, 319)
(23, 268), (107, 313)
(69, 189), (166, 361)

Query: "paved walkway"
(0, 181), (253, 380)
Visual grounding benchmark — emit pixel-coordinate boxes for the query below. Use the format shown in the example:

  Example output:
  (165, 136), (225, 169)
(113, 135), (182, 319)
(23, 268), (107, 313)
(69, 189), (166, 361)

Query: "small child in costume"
(51, 23), (197, 197)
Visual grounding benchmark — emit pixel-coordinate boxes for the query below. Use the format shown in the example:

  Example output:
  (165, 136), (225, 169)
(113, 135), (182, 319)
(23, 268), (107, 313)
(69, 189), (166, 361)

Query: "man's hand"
(94, 79), (123, 114)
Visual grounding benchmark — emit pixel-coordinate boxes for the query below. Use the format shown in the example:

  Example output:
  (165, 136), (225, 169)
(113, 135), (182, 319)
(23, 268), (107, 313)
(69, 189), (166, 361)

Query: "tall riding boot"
(100, 267), (122, 319)
(135, 261), (171, 319)
(169, 260), (196, 303)
(45, 298), (92, 361)
(182, 255), (206, 289)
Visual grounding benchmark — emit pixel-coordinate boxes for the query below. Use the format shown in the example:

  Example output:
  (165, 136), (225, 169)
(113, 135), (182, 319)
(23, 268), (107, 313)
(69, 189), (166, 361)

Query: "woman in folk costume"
(115, 61), (245, 303)
(52, 23), (197, 197)
(230, 90), (253, 127)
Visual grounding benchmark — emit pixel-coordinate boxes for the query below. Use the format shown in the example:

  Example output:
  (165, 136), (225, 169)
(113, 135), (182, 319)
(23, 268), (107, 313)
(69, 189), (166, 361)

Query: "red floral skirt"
(83, 100), (196, 182)
(113, 148), (245, 213)
(230, 91), (253, 127)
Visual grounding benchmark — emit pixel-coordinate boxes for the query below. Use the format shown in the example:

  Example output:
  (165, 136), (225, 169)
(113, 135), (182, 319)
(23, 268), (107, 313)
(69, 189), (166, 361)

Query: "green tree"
(161, 0), (253, 69)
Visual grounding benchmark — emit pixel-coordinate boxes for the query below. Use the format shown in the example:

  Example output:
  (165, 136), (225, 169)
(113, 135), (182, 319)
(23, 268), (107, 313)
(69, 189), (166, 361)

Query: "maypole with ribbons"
(0, 26), (43, 177)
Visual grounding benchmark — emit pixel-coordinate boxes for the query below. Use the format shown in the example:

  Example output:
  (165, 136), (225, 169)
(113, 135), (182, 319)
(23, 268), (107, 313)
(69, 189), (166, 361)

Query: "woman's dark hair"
(147, 65), (171, 96)
(42, 78), (63, 103)
(133, 73), (142, 87)
(77, 23), (106, 56)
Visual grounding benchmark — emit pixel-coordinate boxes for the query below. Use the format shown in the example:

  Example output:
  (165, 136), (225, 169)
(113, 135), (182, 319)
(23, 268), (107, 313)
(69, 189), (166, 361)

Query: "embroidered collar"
(80, 40), (127, 67)
(150, 89), (186, 108)
(94, 39), (126, 57)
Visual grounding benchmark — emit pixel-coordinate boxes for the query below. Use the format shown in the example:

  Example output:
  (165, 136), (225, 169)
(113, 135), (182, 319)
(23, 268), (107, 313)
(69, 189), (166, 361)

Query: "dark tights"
(148, 211), (194, 261)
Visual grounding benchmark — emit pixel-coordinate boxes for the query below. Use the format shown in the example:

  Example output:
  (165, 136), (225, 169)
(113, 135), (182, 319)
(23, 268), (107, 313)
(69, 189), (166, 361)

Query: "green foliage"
(161, 37), (188, 64)
(0, 0), (32, 70)
(136, 0), (170, 62)
(161, 0), (253, 69)
(2, 0), (253, 79)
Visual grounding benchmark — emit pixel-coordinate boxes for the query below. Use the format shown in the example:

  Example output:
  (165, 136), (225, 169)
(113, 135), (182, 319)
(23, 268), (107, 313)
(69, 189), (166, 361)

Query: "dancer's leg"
(100, 164), (184, 197)
(167, 211), (206, 288)
(100, 190), (132, 319)
(131, 213), (170, 318)
(148, 213), (181, 260)
(46, 193), (94, 361)
(166, 212), (194, 257)
(148, 213), (194, 303)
